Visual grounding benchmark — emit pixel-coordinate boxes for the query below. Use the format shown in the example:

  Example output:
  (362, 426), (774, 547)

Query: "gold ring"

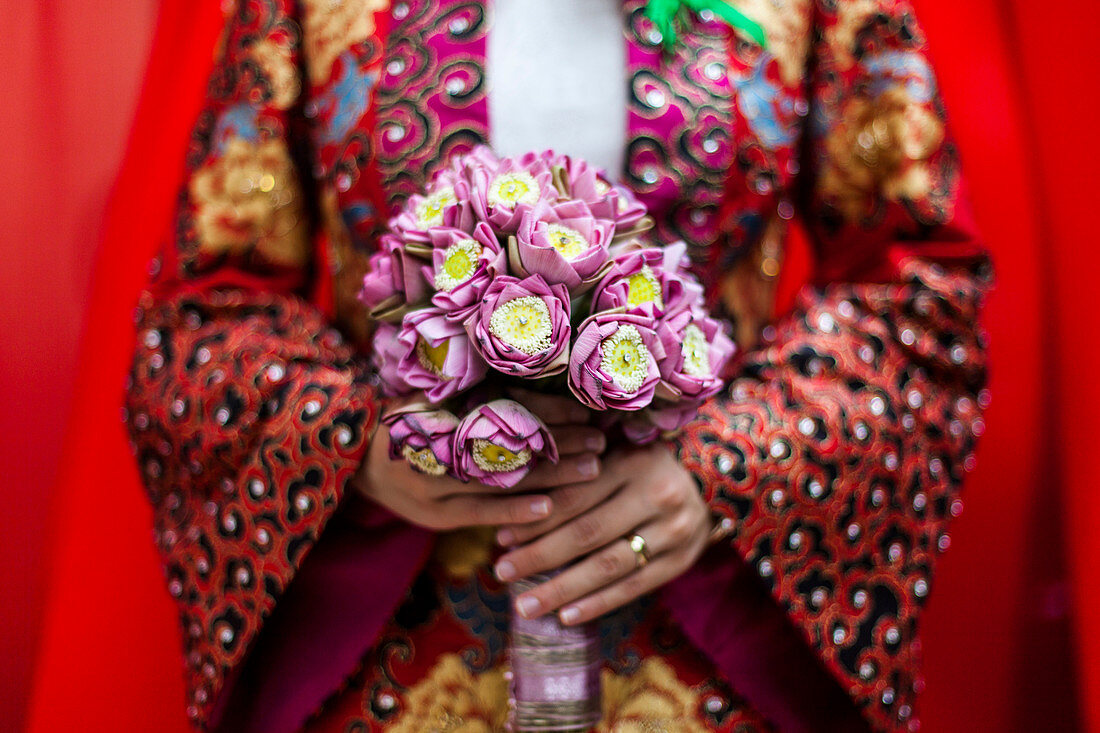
(628, 534), (651, 569)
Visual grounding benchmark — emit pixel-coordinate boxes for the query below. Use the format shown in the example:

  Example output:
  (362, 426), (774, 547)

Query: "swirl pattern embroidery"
(373, 0), (491, 212)
(623, 1), (736, 265)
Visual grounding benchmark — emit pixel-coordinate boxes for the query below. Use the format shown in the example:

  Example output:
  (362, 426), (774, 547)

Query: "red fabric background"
(0, 1), (157, 730)
(5, 1), (1095, 730)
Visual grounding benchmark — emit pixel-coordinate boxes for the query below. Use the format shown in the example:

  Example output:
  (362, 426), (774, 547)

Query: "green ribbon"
(644, 0), (768, 52)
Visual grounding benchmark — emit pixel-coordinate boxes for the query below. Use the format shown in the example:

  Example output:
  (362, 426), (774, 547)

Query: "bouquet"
(359, 146), (734, 730)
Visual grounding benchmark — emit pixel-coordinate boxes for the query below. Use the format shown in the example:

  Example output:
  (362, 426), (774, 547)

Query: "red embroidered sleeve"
(676, 2), (992, 731)
(123, 2), (382, 727)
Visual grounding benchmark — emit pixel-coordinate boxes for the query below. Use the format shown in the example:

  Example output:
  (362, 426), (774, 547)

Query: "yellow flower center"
(681, 324), (711, 377)
(416, 187), (457, 228)
(599, 324), (651, 393)
(626, 265), (663, 309)
(488, 296), (554, 355)
(545, 224), (589, 260)
(402, 445), (446, 476)
(488, 172), (540, 208)
(471, 439), (533, 473)
(434, 239), (482, 291)
(416, 337), (450, 376)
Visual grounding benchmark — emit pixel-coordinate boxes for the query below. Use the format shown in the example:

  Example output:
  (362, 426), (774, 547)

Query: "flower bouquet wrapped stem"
(360, 147), (734, 731)
(507, 573), (603, 731)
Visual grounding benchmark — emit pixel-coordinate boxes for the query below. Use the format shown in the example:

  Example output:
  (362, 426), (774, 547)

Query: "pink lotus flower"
(468, 274), (572, 378)
(607, 183), (649, 231)
(388, 154), (489, 244)
(619, 411), (660, 445)
(620, 402), (701, 445)
(649, 401), (703, 434)
(396, 307), (488, 402)
(536, 151), (613, 215)
(466, 151), (557, 233)
(423, 222), (507, 322)
(511, 200), (614, 289)
(454, 399), (558, 489)
(359, 234), (430, 319)
(453, 144), (502, 177)
(568, 312), (670, 411)
(388, 187), (473, 245)
(382, 405), (461, 476)
(656, 308), (736, 402)
(534, 151), (647, 231)
(369, 322), (415, 398)
(591, 242), (703, 319)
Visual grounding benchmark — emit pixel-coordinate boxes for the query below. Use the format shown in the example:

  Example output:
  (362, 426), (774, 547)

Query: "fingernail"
(497, 528), (515, 546)
(516, 595), (541, 618)
(578, 456), (598, 478)
(495, 560), (516, 582)
(530, 498), (551, 517)
(560, 607), (581, 625)
(586, 434), (606, 452)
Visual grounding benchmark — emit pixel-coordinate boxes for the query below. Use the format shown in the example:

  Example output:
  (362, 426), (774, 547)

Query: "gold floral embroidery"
(390, 656), (709, 732)
(189, 137), (310, 268)
(719, 215), (784, 351)
(598, 658), (708, 732)
(817, 85), (945, 222)
(249, 38), (301, 110)
(323, 189), (373, 346)
(824, 0), (879, 69)
(728, 0), (813, 86)
(301, 0), (388, 85)
(432, 527), (498, 580)
(390, 655), (509, 732)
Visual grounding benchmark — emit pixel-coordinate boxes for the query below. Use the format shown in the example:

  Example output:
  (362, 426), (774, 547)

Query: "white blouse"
(487, 0), (629, 177)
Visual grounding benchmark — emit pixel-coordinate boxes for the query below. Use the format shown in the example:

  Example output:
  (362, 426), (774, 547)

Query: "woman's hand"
(492, 444), (710, 625)
(353, 392), (606, 532)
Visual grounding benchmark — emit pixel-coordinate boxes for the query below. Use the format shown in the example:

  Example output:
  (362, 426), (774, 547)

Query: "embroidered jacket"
(124, 0), (990, 730)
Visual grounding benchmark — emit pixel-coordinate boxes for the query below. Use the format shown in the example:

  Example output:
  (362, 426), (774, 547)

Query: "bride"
(124, 0), (990, 730)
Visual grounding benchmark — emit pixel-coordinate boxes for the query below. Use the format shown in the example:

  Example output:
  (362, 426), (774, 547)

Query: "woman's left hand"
(493, 444), (711, 625)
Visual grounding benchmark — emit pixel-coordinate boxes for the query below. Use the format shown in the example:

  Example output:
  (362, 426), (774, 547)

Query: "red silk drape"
(0, 1), (156, 729)
(23, 4), (224, 731)
(22, 1), (1095, 731)
(1002, 2), (1100, 729)
(909, 1), (1081, 729)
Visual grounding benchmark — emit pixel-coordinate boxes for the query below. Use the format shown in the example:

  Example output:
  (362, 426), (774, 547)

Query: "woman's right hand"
(353, 392), (606, 532)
